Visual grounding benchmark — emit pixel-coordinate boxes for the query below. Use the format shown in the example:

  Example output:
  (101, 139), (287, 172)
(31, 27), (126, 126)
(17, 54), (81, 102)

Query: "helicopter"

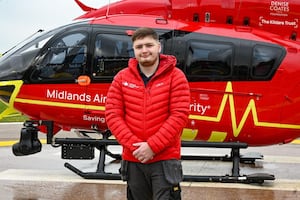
(0, 0), (300, 183)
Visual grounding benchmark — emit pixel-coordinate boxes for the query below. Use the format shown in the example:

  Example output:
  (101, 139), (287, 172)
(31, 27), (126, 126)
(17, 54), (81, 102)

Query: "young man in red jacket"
(105, 27), (190, 200)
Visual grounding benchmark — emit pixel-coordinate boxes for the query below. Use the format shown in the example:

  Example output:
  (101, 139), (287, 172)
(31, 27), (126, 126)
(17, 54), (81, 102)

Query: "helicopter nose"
(0, 48), (36, 81)
(0, 55), (24, 81)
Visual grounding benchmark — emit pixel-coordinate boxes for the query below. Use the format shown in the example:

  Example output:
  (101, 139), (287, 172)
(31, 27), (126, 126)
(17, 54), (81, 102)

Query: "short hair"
(131, 27), (159, 42)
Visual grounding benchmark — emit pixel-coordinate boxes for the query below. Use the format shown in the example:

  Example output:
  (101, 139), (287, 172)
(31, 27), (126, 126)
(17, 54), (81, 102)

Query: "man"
(105, 27), (190, 200)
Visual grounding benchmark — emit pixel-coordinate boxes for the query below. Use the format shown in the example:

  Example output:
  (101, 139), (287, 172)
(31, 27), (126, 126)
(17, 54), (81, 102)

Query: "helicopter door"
(24, 31), (90, 129)
(85, 32), (133, 130)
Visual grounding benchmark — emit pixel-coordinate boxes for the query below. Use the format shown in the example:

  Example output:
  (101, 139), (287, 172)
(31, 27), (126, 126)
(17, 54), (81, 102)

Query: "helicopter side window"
(32, 32), (87, 81)
(93, 34), (133, 78)
(252, 45), (284, 78)
(186, 41), (232, 77)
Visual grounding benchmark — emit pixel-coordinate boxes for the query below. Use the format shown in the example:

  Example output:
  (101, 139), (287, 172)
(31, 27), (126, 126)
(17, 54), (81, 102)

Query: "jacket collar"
(128, 54), (176, 78)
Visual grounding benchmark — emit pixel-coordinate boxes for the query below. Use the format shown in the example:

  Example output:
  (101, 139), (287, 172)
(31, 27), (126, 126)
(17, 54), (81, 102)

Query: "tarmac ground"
(1, 123), (300, 200)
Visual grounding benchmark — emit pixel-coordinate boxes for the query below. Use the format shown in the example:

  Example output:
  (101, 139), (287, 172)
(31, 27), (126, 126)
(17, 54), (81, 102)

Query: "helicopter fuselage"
(0, 14), (300, 147)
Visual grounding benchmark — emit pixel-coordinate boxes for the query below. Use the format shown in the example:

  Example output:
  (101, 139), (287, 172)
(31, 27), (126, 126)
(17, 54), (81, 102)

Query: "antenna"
(106, 0), (111, 18)
(2, 29), (44, 55)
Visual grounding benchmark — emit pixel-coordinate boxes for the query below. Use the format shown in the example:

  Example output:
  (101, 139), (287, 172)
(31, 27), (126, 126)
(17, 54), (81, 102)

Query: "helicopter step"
(181, 142), (264, 164)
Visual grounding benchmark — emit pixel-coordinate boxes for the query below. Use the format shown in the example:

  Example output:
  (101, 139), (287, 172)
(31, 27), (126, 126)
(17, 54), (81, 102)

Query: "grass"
(0, 102), (28, 122)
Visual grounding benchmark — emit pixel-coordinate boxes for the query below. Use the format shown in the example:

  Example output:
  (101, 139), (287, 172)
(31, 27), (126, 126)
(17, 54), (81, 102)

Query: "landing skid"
(14, 120), (275, 184)
(181, 141), (274, 183)
(55, 131), (274, 184)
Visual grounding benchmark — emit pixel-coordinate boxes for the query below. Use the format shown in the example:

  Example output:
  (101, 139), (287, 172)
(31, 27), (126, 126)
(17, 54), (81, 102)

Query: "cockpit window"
(31, 32), (87, 81)
(0, 30), (55, 80)
(92, 34), (133, 78)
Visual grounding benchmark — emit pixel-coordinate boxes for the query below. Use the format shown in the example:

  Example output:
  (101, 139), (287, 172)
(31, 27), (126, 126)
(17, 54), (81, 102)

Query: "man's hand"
(132, 142), (155, 163)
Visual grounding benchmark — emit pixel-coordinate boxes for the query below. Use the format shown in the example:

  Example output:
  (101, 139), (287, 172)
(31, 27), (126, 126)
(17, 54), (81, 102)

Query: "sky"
(0, 0), (117, 53)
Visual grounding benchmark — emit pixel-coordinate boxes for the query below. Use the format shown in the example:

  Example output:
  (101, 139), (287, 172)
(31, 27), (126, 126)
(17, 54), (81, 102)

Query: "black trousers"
(126, 161), (181, 200)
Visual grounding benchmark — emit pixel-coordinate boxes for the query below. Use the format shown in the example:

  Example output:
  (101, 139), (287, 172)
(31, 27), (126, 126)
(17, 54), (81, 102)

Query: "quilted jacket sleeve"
(105, 72), (142, 152)
(147, 68), (190, 154)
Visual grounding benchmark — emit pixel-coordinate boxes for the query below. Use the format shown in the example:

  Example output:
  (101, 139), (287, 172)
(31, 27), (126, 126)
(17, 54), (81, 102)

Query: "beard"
(138, 54), (159, 67)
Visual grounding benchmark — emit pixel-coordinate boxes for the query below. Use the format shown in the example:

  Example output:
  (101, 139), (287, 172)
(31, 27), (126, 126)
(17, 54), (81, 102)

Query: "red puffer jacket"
(105, 54), (190, 163)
